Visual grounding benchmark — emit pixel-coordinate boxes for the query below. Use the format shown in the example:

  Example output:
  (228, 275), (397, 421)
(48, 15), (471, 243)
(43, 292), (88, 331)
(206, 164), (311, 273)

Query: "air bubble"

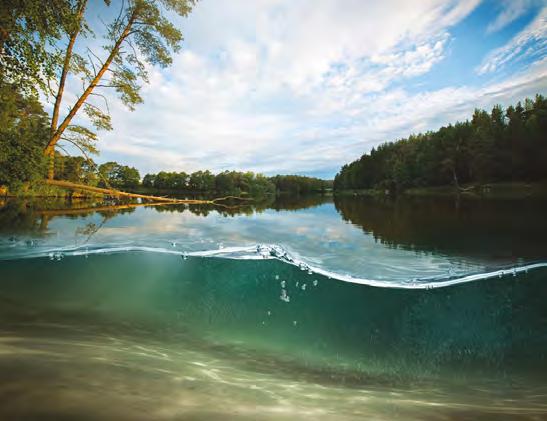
(49, 252), (64, 261)
(301, 284), (307, 290)
(313, 280), (318, 286)
(280, 289), (290, 302)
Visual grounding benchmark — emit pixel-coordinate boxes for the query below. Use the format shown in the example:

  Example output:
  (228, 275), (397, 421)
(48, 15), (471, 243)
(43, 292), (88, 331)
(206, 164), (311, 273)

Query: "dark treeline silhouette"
(271, 175), (331, 194)
(334, 95), (547, 192)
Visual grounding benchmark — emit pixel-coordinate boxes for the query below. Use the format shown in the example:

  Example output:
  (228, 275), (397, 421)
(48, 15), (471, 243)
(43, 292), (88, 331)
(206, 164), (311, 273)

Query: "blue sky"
(63, 0), (547, 179)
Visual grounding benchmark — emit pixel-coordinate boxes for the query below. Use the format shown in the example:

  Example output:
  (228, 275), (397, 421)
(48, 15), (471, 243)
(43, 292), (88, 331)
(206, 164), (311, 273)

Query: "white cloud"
(486, 0), (542, 33)
(51, 0), (546, 178)
(478, 7), (547, 74)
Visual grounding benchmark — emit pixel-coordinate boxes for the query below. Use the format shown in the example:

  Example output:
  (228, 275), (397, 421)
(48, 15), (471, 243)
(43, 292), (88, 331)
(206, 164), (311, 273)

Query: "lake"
(1, 194), (547, 420)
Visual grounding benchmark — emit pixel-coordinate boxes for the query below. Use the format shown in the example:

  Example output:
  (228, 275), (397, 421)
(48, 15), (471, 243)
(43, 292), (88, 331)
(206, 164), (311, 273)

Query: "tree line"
(48, 155), (330, 196)
(334, 95), (547, 192)
(142, 171), (329, 195)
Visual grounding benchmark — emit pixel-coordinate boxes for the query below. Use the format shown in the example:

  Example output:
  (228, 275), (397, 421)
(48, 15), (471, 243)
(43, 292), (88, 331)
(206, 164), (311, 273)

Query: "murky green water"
(1, 195), (547, 419)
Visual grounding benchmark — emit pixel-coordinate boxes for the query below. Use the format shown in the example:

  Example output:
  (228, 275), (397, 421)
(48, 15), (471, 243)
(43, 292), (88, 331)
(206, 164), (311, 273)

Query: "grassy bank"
(1, 182), (105, 199)
(334, 181), (547, 200)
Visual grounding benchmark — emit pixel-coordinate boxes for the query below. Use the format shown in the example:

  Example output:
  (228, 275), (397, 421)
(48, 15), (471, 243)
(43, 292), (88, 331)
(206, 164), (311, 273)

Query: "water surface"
(1, 195), (546, 419)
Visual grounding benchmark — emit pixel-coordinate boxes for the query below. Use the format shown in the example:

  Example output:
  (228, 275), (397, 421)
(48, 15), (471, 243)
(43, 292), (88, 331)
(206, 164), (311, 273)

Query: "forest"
(47, 154), (329, 196)
(333, 95), (547, 192)
(142, 171), (329, 195)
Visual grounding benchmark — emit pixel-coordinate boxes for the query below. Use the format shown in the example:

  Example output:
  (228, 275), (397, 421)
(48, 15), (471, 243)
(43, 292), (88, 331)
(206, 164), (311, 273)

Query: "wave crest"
(1, 243), (546, 290)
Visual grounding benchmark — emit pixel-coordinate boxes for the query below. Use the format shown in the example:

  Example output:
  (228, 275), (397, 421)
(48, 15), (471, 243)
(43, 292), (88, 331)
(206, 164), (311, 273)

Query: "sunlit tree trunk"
(47, 0), (88, 180)
(45, 7), (137, 179)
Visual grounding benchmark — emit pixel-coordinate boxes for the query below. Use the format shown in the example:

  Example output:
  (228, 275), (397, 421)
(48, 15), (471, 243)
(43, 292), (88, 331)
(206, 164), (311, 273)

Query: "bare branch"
(124, 37), (140, 59)
(56, 144), (71, 156)
(87, 52), (98, 77)
(114, 0), (126, 28)
(89, 92), (111, 114)
(87, 47), (104, 65)
(95, 84), (126, 88)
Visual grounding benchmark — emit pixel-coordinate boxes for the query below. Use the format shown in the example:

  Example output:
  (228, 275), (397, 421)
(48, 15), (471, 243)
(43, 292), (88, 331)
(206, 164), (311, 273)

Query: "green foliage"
(98, 162), (141, 189)
(0, 0), (74, 95)
(139, 170), (331, 197)
(334, 95), (547, 192)
(141, 170), (277, 197)
(0, 82), (48, 190)
(54, 154), (98, 185)
(188, 170), (215, 192)
(271, 175), (330, 194)
(139, 170), (333, 197)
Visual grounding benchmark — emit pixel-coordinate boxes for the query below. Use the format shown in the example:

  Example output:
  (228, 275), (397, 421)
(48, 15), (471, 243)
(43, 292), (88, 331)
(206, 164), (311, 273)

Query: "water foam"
(1, 242), (545, 290)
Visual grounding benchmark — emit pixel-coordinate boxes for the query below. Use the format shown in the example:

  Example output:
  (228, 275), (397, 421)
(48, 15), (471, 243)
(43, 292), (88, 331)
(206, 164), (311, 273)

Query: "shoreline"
(333, 181), (547, 200)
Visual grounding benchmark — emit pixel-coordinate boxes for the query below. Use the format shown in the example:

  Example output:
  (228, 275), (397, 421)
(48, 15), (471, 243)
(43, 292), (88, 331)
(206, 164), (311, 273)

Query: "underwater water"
(0, 195), (547, 420)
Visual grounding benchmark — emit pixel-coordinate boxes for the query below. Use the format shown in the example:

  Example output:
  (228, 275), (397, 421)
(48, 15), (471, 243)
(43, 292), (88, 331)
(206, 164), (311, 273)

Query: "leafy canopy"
(0, 81), (49, 189)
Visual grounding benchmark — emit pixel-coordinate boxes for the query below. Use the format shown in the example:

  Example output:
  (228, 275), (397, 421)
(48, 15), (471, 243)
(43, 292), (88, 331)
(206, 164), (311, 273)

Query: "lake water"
(1, 195), (547, 420)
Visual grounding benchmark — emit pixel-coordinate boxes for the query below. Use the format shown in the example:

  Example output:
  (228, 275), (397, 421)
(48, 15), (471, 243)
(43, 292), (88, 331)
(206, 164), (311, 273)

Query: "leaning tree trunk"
(45, 8), (137, 178)
(46, 0), (88, 180)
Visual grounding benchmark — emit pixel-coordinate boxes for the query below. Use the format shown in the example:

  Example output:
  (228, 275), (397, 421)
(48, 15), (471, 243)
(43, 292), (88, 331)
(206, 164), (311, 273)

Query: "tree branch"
(50, 0), (88, 139)
(46, 9), (138, 152)
(89, 92), (111, 114)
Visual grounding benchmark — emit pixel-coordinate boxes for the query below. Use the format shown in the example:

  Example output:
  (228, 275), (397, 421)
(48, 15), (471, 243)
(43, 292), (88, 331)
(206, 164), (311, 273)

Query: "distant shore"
(334, 181), (547, 200)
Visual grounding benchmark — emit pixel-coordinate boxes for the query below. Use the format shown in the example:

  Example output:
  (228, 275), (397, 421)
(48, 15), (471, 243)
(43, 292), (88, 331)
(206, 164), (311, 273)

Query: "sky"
(59, 0), (547, 179)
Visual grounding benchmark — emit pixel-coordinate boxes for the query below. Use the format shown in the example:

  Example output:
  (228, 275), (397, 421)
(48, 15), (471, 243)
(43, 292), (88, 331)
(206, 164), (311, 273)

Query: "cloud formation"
(73, 0), (547, 178)
(486, 0), (542, 33)
(478, 6), (547, 74)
